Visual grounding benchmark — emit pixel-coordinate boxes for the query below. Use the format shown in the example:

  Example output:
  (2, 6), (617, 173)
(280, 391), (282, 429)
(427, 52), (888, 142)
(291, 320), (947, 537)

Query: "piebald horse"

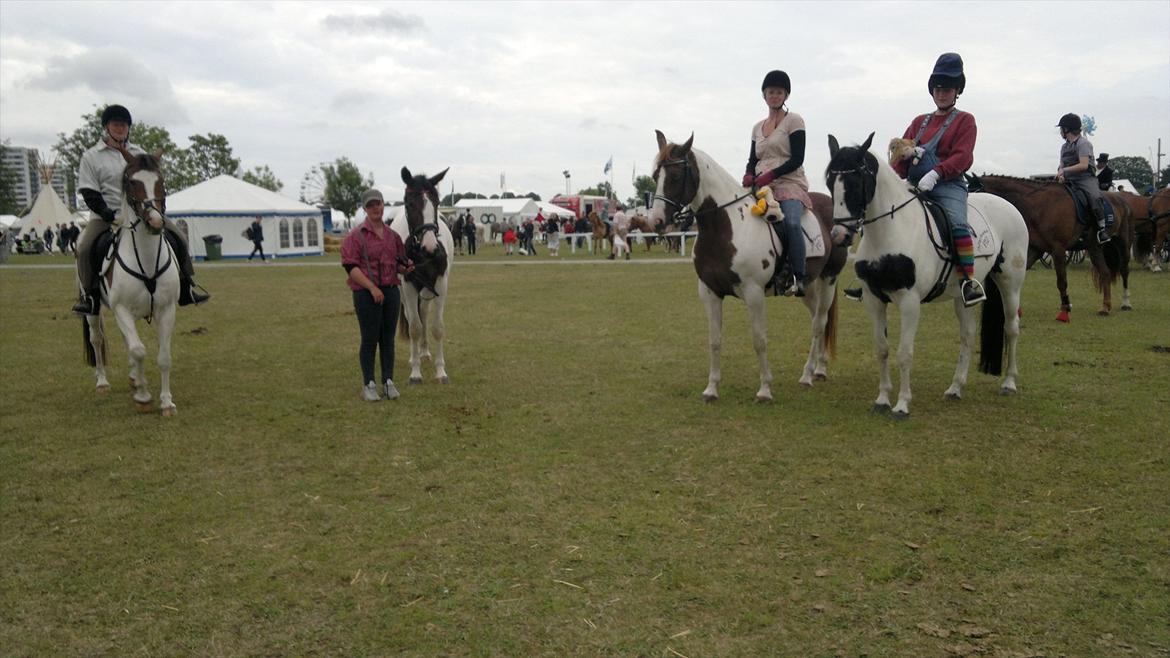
(82, 149), (181, 416)
(392, 166), (454, 384)
(649, 130), (847, 402)
(828, 133), (1029, 418)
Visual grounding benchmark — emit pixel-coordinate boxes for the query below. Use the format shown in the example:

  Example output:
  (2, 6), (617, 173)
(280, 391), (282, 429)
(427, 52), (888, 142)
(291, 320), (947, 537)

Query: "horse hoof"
(134, 401), (153, 414)
(814, 373), (827, 381)
(891, 410), (910, 421)
(754, 395), (773, 404)
(944, 392), (961, 401)
(1121, 305), (1133, 311)
(798, 380), (813, 389)
(1097, 310), (1110, 317)
(1055, 310), (1070, 323)
(161, 407), (177, 417)
(437, 376), (450, 384)
(871, 403), (891, 415)
(96, 385), (111, 396)
(999, 387), (1018, 396)
(408, 377), (423, 385)
(701, 394), (718, 403)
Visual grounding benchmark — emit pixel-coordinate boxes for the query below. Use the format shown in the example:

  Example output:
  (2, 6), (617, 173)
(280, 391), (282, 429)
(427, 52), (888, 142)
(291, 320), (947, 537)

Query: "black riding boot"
(72, 291), (99, 315)
(165, 230), (211, 306)
(769, 220), (793, 295)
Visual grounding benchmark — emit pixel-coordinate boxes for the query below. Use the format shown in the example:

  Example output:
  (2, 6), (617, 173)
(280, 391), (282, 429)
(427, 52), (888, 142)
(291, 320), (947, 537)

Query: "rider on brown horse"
(1056, 113), (1112, 245)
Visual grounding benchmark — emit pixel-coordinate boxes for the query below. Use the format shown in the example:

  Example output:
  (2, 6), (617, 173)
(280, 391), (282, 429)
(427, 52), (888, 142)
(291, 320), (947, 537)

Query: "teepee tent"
(167, 175), (324, 259)
(13, 168), (73, 237)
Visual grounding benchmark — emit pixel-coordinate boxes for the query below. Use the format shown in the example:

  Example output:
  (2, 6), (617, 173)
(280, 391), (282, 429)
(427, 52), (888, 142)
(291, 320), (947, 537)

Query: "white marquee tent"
(167, 175), (324, 259)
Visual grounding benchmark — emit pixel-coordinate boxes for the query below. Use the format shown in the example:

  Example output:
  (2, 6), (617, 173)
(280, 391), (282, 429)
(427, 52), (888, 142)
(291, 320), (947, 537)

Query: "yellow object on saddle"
(751, 188), (776, 217)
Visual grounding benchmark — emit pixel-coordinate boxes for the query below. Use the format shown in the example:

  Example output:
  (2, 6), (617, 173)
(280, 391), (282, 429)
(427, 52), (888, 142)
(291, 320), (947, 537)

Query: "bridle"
(404, 184), (446, 298)
(114, 168), (172, 322)
(654, 155), (753, 226)
(828, 157), (918, 235)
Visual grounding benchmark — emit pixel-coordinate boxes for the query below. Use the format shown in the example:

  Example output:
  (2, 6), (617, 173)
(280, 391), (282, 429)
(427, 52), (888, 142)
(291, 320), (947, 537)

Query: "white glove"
(912, 146), (925, 163)
(917, 169), (940, 192)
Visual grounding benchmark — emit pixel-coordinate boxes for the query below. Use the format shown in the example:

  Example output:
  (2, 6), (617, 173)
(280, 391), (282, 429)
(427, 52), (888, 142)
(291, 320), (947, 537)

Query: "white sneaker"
(361, 381), (381, 402)
(384, 379), (400, 400)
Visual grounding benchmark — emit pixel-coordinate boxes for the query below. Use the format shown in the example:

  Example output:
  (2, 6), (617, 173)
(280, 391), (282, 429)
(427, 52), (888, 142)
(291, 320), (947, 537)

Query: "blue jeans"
(925, 180), (969, 231)
(779, 199), (806, 278)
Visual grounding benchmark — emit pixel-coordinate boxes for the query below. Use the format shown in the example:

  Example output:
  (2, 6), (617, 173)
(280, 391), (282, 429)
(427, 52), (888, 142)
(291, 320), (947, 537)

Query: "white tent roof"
(168, 174), (320, 216)
(537, 202), (574, 218)
(0, 214), (19, 229)
(13, 187), (73, 232)
(454, 197), (537, 214)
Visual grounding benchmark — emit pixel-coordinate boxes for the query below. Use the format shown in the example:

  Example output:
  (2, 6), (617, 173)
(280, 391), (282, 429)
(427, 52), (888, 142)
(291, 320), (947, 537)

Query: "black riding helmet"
(101, 104), (132, 127)
(927, 53), (965, 94)
(761, 70), (791, 94)
(1056, 113), (1081, 133)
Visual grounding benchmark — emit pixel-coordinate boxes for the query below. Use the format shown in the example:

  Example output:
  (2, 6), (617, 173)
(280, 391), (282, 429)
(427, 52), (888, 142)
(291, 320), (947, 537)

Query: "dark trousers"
(248, 241), (266, 260)
(466, 234), (476, 255)
(353, 285), (401, 385)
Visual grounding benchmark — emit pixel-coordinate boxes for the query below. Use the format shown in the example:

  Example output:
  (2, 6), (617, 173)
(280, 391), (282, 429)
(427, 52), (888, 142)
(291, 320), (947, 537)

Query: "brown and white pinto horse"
(649, 130), (846, 402)
(973, 175), (1131, 320)
(391, 166), (454, 384)
(82, 149), (181, 416)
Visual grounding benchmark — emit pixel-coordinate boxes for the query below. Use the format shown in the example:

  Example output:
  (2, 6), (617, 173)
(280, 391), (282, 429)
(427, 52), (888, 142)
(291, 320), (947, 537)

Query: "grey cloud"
(25, 47), (189, 124)
(322, 8), (425, 35)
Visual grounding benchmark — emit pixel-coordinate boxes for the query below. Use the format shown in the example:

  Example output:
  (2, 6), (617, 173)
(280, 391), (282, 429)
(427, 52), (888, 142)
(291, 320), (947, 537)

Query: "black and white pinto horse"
(649, 131), (847, 403)
(82, 149), (181, 416)
(826, 133), (1029, 418)
(391, 166), (454, 384)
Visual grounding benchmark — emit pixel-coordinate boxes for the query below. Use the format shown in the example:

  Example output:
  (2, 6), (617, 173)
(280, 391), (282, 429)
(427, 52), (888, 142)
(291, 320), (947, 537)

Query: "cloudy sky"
(1, 1), (1167, 204)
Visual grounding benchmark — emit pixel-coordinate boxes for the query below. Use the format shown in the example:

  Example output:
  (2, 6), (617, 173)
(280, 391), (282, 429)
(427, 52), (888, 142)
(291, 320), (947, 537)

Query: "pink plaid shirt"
(341, 221), (406, 291)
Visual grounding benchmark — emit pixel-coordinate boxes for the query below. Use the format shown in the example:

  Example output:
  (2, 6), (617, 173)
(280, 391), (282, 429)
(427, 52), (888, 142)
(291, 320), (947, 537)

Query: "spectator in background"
(1096, 153), (1114, 191)
(247, 216), (266, 261)
(463, 214), (477, 255)
(544, 213), (561, 256)
(522, 218), (537, 256)
(503, 224), (517, 255)
(43, 226), (54, 253)
(574, 215), (589, 248)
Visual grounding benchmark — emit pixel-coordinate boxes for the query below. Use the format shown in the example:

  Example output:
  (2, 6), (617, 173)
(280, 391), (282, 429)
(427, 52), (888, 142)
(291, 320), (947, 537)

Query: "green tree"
(578, 181), (613, 198)
(169, 133), (239, 192)
(1108, 156), (1154, 192)
(626, 174), (657, 208)
(301, 158), (373, 217)
(241, 165), (283, 192)
(52, 106), (178, 208)
(441, 191), (486, 205)
(524, 191), (542, 202)
(0, 141), (21, 215)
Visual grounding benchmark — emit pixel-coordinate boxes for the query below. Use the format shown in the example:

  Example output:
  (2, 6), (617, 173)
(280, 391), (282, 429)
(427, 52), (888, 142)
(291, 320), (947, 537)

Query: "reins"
(653, 156), (755, 226)
(115, 210), (173, 323)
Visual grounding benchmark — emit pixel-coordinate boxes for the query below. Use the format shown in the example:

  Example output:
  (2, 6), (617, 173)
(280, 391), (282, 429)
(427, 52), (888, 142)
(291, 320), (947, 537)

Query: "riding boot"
(960, 277), (987, 307)
(178, 275), (211, 306)
(72, 291), (99, 315)
(1092, 203), (1111, 244)
(769, 220), (791, 295)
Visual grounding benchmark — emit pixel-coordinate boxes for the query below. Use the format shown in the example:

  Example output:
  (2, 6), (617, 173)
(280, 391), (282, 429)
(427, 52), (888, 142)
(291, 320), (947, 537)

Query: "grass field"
(2, 245), (1168, 657)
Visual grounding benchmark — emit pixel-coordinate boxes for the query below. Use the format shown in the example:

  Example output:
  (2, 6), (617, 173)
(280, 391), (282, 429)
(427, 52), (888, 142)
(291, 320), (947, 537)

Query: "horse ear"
(401, 167), (413, 185)
(151, 149), (165, 162)
(428, 167), (449, 188)
(655, 129), (667, 151)
(861, 132), (875, 152)
(117, 146), (136, 165)
(828, 135), (840, 158)
(681, 132), (694, 154)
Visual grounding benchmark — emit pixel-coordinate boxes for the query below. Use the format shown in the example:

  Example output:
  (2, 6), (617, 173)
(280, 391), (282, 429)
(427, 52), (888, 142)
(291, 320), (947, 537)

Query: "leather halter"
(828, 159), (917, 231)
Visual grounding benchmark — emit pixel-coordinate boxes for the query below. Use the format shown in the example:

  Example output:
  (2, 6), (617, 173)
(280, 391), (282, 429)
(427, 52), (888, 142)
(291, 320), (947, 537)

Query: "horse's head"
(401, 166), (448, 253)
(649, 129), (699, 227)
(826, 133), (878, 228)
(120, 148), (167, 233)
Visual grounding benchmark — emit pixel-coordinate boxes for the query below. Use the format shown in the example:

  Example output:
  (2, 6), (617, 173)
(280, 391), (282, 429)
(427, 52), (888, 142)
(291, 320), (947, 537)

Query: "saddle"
(91, 228), (119, 278)
(1064, 184), (1114, 228)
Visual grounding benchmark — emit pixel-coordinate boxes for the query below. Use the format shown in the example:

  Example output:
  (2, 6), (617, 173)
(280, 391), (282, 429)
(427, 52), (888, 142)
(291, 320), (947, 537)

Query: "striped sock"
(953, 228), (975, 278)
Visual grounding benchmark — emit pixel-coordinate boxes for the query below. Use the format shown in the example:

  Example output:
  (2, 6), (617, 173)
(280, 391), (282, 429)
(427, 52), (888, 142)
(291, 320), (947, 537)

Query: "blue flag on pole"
(604, 156), (613, 174)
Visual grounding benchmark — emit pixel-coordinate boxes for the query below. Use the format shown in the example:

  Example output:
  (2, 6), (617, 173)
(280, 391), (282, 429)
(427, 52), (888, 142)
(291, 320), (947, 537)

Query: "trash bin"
(203, 234), (223, 261)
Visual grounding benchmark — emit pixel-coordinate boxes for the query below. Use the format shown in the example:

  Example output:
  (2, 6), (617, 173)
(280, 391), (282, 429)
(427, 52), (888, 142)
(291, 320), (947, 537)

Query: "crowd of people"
(6, 222), (81, 254)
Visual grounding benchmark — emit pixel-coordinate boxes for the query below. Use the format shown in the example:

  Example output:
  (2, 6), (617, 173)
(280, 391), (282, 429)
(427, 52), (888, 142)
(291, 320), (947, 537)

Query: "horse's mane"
(978, 174), (1054, 188)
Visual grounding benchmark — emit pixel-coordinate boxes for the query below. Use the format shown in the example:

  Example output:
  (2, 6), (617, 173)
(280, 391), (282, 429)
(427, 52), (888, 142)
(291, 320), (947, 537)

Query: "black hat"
(1097, 153), (1109, 162)
(100, 104), (132, 127)
(1056, 113), (1082, 132)
(927, 53), (965, 95)
(761, 70), (791, 94)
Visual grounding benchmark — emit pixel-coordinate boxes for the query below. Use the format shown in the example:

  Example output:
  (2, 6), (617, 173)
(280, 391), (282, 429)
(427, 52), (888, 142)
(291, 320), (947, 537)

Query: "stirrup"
(961, 279), (986, 307)
(1096, 228), (1111, 244)
(72, 294), (98, 315)
(843, 287), (863, 302)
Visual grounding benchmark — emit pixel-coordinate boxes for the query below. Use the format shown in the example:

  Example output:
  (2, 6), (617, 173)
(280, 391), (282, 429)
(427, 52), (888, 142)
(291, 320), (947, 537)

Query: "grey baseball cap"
(361, 189), (384, 206)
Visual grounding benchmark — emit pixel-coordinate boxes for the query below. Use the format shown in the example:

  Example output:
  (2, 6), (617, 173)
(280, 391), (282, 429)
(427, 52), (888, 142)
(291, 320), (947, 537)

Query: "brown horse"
(587, 210), (611, 255)
(973, 175), (1131, 320)
(628, 214), (663, 252)
(1122, 188), (1170, 272)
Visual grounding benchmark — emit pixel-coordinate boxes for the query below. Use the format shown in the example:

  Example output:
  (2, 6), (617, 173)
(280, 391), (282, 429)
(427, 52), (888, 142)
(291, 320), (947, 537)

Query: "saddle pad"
(966, 205), (997, 258)
(1065, 185), (1115, 226)
(799, 211), (826, 258)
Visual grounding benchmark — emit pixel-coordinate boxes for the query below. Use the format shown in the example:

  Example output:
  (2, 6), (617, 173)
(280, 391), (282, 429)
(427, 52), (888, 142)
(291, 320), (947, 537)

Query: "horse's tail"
(82, 316), (104, 366)
(1133, 228), (1153, 262)
(823, 290), (838, 360)
(978, 274), (1005, 376)
(1091, 241), (1124, 291)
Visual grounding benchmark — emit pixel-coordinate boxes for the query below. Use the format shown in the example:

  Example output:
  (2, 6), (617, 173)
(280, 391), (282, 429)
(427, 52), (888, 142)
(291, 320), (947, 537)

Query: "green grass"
(1, 250), (1168, 657)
